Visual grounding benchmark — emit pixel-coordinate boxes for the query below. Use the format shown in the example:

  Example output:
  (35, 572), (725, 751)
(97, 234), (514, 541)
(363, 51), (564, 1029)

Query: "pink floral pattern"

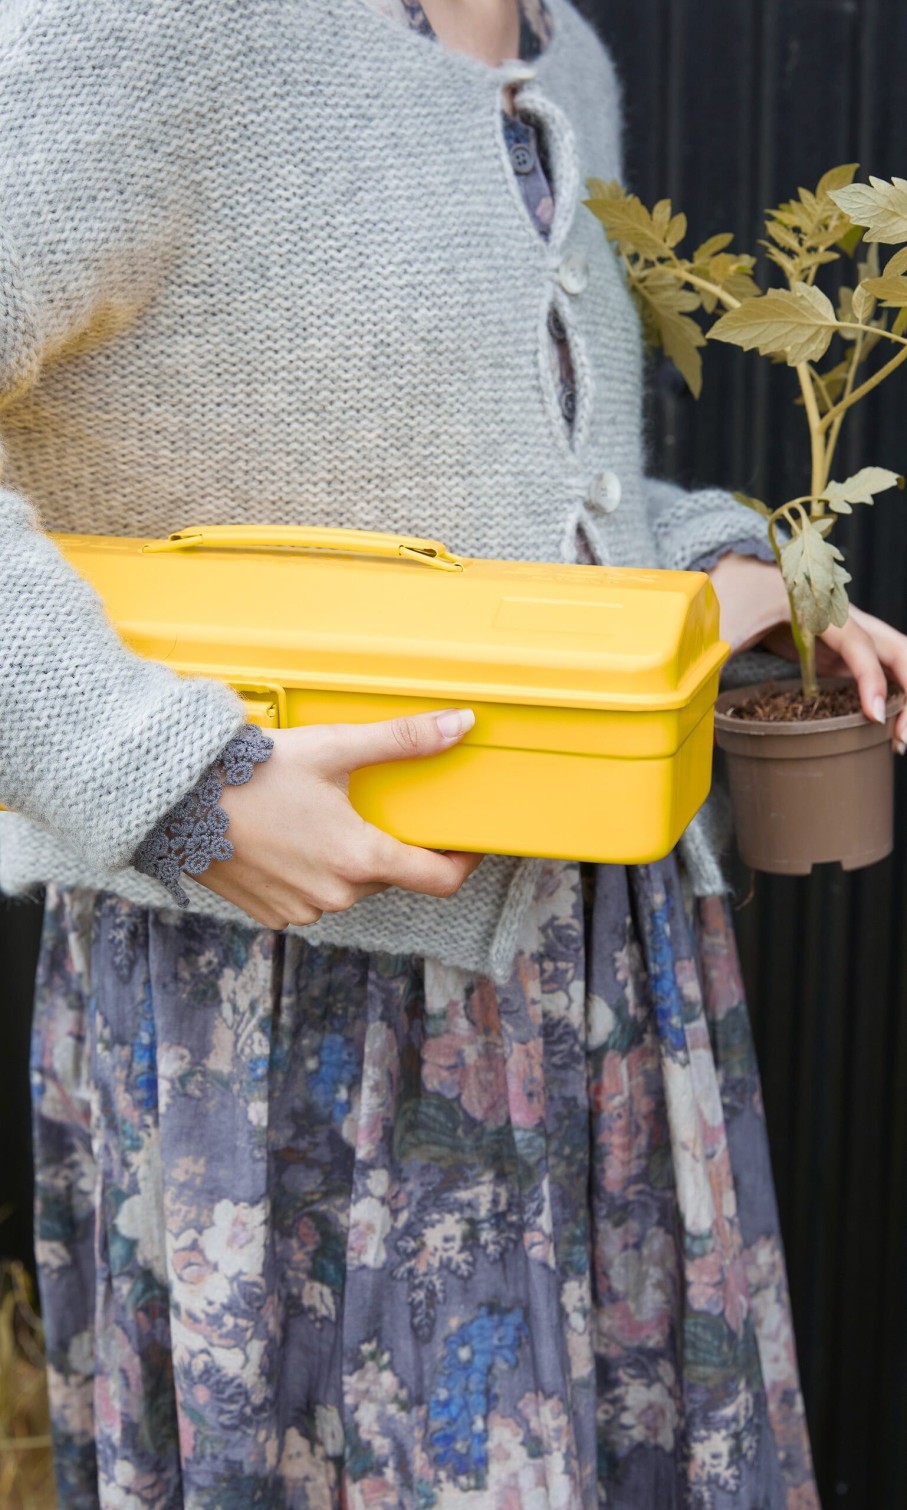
(32, 860), (818, 1507)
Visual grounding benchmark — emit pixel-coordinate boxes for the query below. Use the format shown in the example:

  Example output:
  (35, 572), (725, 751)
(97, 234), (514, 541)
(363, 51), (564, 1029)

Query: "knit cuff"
(645, 478), (773, 574)
(689, 536), (776, 574)
(133, 725), (273, 905)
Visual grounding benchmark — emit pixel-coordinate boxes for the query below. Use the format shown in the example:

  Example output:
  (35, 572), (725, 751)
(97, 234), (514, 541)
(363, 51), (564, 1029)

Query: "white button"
(557, 253), (589, 296)
(587, 470), (622, 515)
(501, 60), (536, 86)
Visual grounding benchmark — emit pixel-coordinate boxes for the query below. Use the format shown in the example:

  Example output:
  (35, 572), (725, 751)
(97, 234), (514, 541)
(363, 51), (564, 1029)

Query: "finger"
(885, 660), (907, 748)
(235, 899), (293, 930)
(255, 897), (324, 927)
(436, 850), (484, 882)
(822, 620), (888, 724)
(843, 606), (907, 747)
(249, 908), (290, 930)
(889, 684), (907, 750)
(244, 896), (323, 929)
(202, 871), (324, 929)
(370, 833), (483, 898)
(313, 709), (476, 777)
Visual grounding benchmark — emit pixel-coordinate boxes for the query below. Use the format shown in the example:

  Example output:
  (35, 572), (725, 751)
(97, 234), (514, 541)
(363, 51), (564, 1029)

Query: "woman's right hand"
(196, 708), (483, 929)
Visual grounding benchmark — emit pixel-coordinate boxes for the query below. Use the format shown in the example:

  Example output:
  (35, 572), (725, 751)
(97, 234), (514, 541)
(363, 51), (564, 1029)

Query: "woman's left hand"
(708, 553), (907, 752)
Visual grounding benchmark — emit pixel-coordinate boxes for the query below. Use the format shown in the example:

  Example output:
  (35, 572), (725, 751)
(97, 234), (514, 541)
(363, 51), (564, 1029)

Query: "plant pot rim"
(714, 676), (905, 738)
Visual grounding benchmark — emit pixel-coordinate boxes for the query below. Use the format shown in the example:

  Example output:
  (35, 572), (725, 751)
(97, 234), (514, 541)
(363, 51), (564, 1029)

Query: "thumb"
(317, 708), (476, 776)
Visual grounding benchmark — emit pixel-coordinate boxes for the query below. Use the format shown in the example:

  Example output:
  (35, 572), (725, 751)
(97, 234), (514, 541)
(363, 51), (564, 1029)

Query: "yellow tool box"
(52, 526), (729, 863)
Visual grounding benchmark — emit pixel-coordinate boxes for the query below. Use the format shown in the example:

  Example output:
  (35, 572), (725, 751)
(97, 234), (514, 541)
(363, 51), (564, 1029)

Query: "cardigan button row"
(587, 470), (622, 516)
(510, 139), (537, 175)
(556, 252), (589, 296)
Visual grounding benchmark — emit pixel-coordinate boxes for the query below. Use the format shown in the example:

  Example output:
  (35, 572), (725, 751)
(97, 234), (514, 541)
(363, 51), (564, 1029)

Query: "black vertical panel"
(584, 0), (907, 1503)
(0, 896), (44, 1274)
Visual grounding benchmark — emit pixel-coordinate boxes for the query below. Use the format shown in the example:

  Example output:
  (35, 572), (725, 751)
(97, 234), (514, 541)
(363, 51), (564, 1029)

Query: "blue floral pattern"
(32, 861), (818, 1507)
(428, 1307), (529, 1484)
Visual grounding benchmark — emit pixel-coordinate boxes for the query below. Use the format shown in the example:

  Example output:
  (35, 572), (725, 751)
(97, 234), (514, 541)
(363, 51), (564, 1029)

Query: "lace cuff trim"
(132, 724), (274, 906)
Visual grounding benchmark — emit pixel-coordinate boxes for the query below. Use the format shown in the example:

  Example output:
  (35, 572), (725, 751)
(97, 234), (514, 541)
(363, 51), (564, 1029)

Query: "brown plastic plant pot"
(713, 677), (905, 875)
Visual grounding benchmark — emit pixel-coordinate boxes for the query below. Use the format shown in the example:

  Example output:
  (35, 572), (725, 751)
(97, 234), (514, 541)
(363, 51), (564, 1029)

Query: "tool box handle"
(142, 525), (465, 572)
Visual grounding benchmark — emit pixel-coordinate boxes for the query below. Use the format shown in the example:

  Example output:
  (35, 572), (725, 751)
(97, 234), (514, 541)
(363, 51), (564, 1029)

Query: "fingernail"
(896, 740), (906, 757)
(436, 708), (475, 740)
(873, 696), (887, 725)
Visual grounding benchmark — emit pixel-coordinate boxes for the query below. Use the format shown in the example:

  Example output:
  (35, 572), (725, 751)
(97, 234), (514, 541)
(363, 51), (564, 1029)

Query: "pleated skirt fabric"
(31, 858), (819, 1508)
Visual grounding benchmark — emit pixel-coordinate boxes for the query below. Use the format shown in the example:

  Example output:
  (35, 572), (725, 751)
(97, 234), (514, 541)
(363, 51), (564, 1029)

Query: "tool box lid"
(56, 529), (729, 712)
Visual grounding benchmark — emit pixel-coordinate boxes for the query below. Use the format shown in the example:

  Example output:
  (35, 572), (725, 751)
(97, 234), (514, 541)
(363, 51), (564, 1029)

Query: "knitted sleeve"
(643, 479), (777, 575)
(0, 493), (248, 870)
(0, 2), (248, 871)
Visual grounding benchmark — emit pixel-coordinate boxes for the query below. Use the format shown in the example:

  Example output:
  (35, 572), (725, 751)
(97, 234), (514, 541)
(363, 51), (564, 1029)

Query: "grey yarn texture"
(0, 0), (760, 977)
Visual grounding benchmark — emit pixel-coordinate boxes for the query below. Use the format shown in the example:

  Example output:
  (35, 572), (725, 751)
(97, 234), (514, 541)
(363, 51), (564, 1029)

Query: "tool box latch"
(232, 682), (287, 729)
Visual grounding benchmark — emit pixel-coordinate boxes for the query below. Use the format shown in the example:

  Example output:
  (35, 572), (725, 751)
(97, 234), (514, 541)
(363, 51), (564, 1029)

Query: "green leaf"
(837, 223), (865, 256)
(584, 183), (675, 259)
(765, 220), (802, 253)
(781, 519), (852, 635)
(851, 283), (877, 322)
(693, 232), (734, 262)
(823, 466), (905, 513)
(707, 252), (756, 284)
(799, 188), (819, 218)
(829, 177), (907, 244)
(837, 286), (856, 325)
(817, 163), (861, 200)
(885, 247), (907, 276)
(859, 243), (882, 280)
(732, 491), (772, 517)
(861, 273), (907, 307)
(722, 267), (762, 304)
(652, 198), (674, 238)
(666, 212), (687, 248)
(692, 253), (760, 311)
(765, 246), (798, 279)
(763, 167), (857, 278)
(708, 282), (839, 365)
(638, 270), (706, 396)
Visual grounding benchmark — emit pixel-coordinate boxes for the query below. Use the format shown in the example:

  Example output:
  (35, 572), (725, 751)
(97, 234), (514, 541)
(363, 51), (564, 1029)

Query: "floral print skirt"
(31, 859), (819, 1508)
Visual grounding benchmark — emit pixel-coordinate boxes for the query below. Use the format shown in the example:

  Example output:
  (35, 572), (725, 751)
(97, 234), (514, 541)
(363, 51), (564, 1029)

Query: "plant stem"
(795, 363), (829, 510)
(823, 329), (863, 480)
(819, 339), (907, 432)
(770, 495), (825, 517)
(770, 507), (819, 699)
(659, 262), (742, 311)
(807, 363), (834, 413)
(798, 629), (819, 698)
(836, 320), (907, 349)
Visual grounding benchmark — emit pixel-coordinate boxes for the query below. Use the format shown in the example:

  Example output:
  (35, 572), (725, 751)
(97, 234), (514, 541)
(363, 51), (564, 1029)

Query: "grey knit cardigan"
(0, 0), (758, 979)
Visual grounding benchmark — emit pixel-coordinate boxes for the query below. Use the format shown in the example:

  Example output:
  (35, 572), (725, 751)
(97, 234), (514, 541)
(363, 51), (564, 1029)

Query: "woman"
(4, 1), (905, 1504)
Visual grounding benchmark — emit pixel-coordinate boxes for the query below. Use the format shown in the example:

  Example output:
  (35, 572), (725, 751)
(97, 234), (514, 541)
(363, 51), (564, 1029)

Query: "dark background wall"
(2, 1), (906, 1506)
(582, 1), (907, 1504)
